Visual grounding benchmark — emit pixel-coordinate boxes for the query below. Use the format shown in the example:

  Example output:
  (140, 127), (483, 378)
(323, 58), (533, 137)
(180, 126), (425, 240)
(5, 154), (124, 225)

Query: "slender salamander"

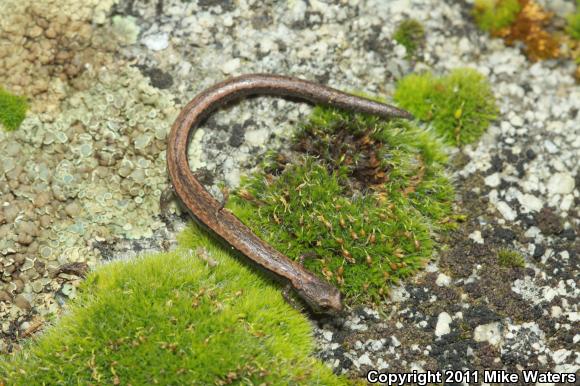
(167, 74), (412, 314)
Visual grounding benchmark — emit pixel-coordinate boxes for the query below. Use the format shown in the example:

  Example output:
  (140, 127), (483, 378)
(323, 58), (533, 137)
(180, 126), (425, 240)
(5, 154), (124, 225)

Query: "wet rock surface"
(0, 0), (578, 379)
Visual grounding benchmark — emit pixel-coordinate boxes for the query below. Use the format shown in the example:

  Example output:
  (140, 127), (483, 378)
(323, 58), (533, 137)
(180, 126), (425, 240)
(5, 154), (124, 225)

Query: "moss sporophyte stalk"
(228, 106), (456, 304)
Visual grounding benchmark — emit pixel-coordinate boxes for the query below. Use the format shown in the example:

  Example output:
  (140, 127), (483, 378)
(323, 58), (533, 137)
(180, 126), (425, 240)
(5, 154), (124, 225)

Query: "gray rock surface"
(0, 0), (577, 380)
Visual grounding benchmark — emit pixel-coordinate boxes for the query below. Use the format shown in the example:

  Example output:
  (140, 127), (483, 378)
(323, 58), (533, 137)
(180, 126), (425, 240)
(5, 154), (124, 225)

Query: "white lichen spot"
(547, 172), (575, 195)
(436, 273), (451, 286)
(112, 15), (140, 45)
(356, 353), (373, 367)
(495, 201), (517, 221)
(141, 32), (169, 51)
(473, 322), (503, 346)
(435, 312), (452, 337)
(221, 58), (241, 74)
(518, 193), (543, 212)
(468, 230), (484, 244)
(484, 172), (501, 187)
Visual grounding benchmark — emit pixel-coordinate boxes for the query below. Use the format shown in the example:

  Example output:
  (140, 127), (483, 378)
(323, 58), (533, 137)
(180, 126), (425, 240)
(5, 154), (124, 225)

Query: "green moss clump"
(497, 248), (525, 268)
(393, 19), (425, 56)
(228, 108), (455, 303)
(0, 87), (28, 131)
(473, 0), (521, 33)
(394, 68), (498, 146)
(567, 1), (580, 40)
(0, 226), (348, 385)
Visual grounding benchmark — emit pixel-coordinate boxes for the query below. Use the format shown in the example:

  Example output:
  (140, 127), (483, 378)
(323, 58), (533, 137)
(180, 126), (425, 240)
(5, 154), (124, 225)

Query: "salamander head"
(295, 281), (342, 315)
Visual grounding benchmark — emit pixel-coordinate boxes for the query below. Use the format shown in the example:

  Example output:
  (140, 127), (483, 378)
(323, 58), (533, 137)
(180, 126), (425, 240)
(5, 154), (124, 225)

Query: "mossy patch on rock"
(472, 0), (521, 33)
(0, 87), (27, 131)
(393, 19), (425, 56)
(567, 1), (580, 40)
(0, 225), (348, 385)
(228, 107), (455, 304)
(497, 248), (525, 268)
(393, 68), (498, 146)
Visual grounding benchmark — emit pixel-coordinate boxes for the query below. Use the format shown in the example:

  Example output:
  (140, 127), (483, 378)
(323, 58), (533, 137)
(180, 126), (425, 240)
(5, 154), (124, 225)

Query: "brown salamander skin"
(167, 74), (412, 314)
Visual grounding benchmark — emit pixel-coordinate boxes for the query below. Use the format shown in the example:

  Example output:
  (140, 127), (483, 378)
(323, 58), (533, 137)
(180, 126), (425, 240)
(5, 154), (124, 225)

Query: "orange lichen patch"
(495, 0), (560, 61)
